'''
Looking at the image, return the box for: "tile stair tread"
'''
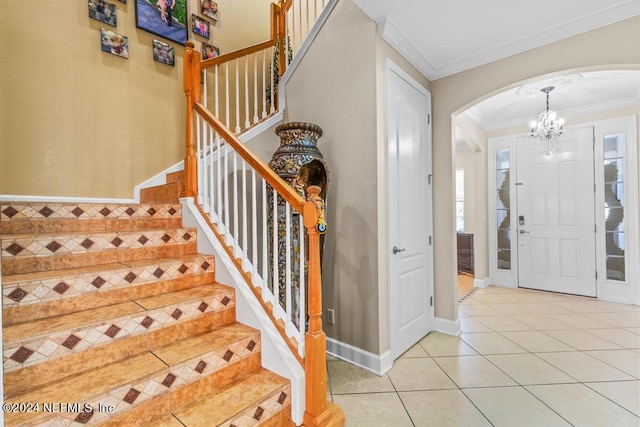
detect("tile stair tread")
[2,254,213,284]
[172,368,289,426]
[1,227,195,241]
[135,283,231,310]
[4,352,167,426]
[153,322,258,366]
[3,301,145,343]
[3,284,226,343]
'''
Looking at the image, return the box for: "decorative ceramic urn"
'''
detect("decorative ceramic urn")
[268,122,328,326]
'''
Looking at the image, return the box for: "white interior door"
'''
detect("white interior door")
[387,62,433,359]
[516,127,596,296]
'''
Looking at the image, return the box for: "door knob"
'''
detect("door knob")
[519,229,530,234]
[393,246,406,254]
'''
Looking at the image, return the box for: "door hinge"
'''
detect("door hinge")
[595,271,598,280]
[428,235,432,245]
[428,174,432,185]
[594,224,597,233]
[594,183,596,192]
[430,296,433,306]
[427,114,431,125]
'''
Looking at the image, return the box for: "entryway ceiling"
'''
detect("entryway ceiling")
[353,0,640,80]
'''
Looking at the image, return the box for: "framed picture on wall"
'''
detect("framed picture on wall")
[101,28,129,58]
[200,0,218,21]
[202,42,219,59]
[191,14,210,39]
[89,0,117,27]
[153,39,176,66]
[135,0,188,45]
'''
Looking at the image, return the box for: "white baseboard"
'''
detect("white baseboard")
[434,317,462,336]
[326,338,393,376]
[474,277,490,288]
[238,113,283,143]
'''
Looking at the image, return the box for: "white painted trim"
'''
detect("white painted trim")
[181,198,305,425]
[372,3,640,80]
[434,317,462,337]
[473,277,490,288]
[133,161,185,201]
[326,338,393,376]
[238,112,284,143]
[0,194,136,204]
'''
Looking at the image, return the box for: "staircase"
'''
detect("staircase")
[0,200,293,426]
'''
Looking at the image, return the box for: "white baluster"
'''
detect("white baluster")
[242,158,248,270]
[203,70,208,109]
[244,57,250,129]
[208,126,215,220]
[262,49,268,118]
[270,47,275,113]
[214,65,220,119]
[201,118,208,208]
[262,180,269,298]
[233,151,239,255]
[285,203,292,322]
[253,52,259,124]
[299,212,306,337]
[223,137,230,243]
[225,62,230,130]
[235,59,241,134]
[196,115,203,205]
[216,130,222,227]
[252,169,258,283]
[272,187,279,306]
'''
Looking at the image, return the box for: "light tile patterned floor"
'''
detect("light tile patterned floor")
[327,286,640,426]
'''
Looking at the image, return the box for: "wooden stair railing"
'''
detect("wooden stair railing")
[184,39,344,426]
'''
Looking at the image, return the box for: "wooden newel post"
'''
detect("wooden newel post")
[303,186,345,427]
[182,41,200,198]
[277,0,286,78]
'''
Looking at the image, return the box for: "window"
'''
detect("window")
[455,169,464,232]
[496,150,511,270]
[603,134,625,281]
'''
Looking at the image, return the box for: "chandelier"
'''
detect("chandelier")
[529,86,564,154]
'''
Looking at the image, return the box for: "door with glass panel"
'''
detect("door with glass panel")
[515,127,596,296]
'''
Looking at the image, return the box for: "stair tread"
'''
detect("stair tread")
[149,415,186,427]
[5,352,166,425]
[135,283,230,310]
[173,368,289,426]
[2,227,195,240]
[4,301,144,343]
[153,322,258,366]
[3,254,212,284]
[4,284,226,343]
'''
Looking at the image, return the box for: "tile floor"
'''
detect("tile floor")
[326,286,640,426]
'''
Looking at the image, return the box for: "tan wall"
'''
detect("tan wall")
[283,0,380,353]
[431,15,640,322]
[0,0,272,198]
[454,113,489,280]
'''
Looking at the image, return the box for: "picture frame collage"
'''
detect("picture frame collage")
[195,1,220,60]
[88,0,220,65]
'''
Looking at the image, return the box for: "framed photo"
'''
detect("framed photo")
[101,28,129,58]
[153,39,176,66]
[89,0,117,27]
[200,0,218,21]
[202,42,219,59]
[135,0,188,45]
[191,14,210,39]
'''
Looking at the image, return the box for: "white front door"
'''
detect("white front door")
[516,127,596,296]
[387,61,433,359]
